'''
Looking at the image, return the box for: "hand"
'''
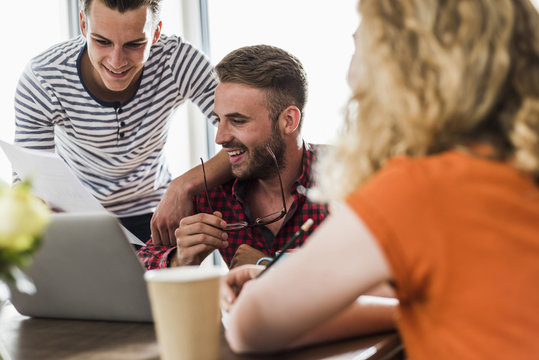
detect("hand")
[229,244,267,269]
[151,150,233,247]
[151,176,194,246]
[220,264,264,312]
[172,211,229,266]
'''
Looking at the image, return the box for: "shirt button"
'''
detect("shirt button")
[120,121,126,127]
[120,132,125,138]
[118,108,123,114]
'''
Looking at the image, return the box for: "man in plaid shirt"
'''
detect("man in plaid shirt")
[137,45,329,269]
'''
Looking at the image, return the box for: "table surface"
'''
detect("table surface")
[0,302,403,360]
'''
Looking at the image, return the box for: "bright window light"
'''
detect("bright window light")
[207,0,358,147]
[0,1,68,184]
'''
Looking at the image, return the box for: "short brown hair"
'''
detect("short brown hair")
[215,45,308,130]
[80,0,161,22]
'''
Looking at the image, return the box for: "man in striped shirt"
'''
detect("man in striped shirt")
[14,0,232,244]
[137,45,329,269]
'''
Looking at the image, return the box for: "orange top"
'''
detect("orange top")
[347,151,539,359]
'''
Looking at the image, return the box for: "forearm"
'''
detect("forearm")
[225,209,393,354]
[202,149,233,189]
[168,248,204,267]
[290,296,398,349]
[227,293,397,354]
[364,281,396,298]
[171,149,231,196]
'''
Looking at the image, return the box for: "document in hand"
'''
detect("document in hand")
[0,140,145,246]
[0,140,103,212]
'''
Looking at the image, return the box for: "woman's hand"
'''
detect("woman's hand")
[220,264,264,312]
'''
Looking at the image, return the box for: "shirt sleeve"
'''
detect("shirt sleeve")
[136,239,176,270]
[14,62,56,151]
[169,39,217,124]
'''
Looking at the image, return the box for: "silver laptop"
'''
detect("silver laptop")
[8,212,152,322]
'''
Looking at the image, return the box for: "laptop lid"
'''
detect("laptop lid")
[8,212,152,322]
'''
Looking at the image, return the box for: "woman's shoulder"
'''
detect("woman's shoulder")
[381,150,514,182]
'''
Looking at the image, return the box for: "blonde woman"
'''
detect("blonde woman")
[221,0,539,358]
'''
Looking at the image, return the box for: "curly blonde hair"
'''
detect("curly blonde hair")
[316,0,539,202]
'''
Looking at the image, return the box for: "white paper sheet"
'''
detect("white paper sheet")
[0,140,145,246]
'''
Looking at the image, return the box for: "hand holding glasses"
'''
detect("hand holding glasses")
[200,144,287,232]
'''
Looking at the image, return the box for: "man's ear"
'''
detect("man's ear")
[152,21,162,44]
[80,11,87,37]
[280,105,301,135]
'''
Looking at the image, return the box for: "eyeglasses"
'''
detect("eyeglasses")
[200,144,287,231]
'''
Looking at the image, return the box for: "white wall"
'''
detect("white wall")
[0,1,69,184]
[206,0,357,146]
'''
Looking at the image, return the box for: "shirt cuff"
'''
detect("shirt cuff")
[161,247,177,268]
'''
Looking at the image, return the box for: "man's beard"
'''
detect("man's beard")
[231,129,286,181]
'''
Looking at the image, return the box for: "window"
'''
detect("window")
[0,0,206,182]
[206,0,358,147]
[0,1,69,183]
[3,0,538,184]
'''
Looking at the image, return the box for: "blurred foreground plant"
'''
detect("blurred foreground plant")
[0,180,50,294]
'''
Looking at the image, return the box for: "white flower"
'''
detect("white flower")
[0,182,50,252]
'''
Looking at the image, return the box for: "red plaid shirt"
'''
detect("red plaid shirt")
[137,143,329,269]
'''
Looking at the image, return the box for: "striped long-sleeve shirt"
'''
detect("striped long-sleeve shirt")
[14,34,217,217]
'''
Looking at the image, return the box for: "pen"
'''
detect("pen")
[256,218,314,278]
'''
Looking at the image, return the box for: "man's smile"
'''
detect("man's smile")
[103,64,131,78]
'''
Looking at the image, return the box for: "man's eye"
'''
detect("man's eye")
[126,43,146,49]
[231,119,246,125]
[94,39,110,45]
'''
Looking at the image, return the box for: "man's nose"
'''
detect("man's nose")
[108,46,128,69]
[215,121,233,146]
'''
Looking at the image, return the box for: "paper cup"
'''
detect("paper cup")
[144,266,226,360]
